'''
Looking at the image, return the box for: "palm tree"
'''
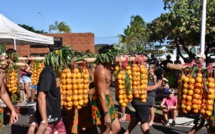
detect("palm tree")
[49,21,71,33]
[118,15,148,54]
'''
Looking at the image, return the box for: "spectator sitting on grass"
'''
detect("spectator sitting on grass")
[160,89,178,127]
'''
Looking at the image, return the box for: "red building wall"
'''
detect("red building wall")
[5,33,95,56]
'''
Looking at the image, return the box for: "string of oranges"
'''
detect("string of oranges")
[178,67,215,118]
[6,67,18,94]
[30,61,44,85]
[60,66,90,110]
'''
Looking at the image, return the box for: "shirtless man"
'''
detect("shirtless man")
[92,45,121,134]
[0,52,18,125]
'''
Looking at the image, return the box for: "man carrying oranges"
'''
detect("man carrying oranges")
[124,55,162,134]
[28,45,66,134]
[0,49,18,126]
[92,45,121,134]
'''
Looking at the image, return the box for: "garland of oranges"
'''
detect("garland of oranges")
[200,67,215,117]
[131,56,148,103]
[178,66,215,116]
[6,66,19,103]
[115,55,132,107]
[114,55,148,107]
[60,63,90,110]
[30,61,44,85]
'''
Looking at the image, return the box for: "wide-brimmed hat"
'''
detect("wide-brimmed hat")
[196,53,206,59]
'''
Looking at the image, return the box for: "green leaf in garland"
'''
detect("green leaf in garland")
[124,70,131,94]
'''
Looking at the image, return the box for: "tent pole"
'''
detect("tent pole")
[13,38,16,50]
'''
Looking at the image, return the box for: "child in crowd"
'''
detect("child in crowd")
[160,89,178,127]
[163,78,169,94]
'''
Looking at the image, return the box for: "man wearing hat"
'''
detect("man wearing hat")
[196,53,206,68]
[160,89,178,127]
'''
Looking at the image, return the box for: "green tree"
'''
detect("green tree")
[148,0,215,60]
[18,24,44,33]
[119,15,148,54]
[49,21,71,33]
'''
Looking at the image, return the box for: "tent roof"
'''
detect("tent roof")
[0,14,53,45]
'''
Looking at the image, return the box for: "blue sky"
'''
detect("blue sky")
[0,0,166,45]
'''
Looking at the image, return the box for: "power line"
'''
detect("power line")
[95,36,119,38]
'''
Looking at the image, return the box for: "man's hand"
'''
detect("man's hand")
[36,121,48,134]
[155,80,162,88]
[104,113,111,126]
[9,110,18,125]
[104,114,111,134]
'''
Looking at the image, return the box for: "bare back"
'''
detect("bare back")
[94,64,112,95]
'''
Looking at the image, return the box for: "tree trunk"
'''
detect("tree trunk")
[175,38,185,60]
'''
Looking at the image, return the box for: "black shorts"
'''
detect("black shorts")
[132,103,150,123]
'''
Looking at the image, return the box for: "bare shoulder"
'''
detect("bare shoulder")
[95,64,105,74]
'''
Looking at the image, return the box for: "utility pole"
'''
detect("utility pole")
[200,0,207,53]
[38,12,44,32]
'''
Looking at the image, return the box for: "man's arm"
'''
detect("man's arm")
[145,80,162,91]
[37,72,52,126]
[37,92,48,125]
[95,69,108,112]
[0,81,16,112]
[0,78,18,124]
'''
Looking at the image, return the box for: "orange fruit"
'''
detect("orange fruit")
[200,109,205,114]
[83,94,88,99]
[208,77,215,83]
[73,89,78,95]
[66,84,72,91]
[121,103,127,107]
[78,95,83,100]
[186,95,192,101]
[207,94,214,100]
[79,100,84,106]
[184,77,189,83]
[193,109,199,114]
[208,82,215,88]
[206,105,213,111]
[208,88,215,94]
[183,83,189,89]
[196,77,202,83]
[189,78,195,84]
[207,100,213,105]
[206,111,212,116]
[187,90,194,96]
[186,106,191,111]
[119,99,124,104]
[73,101,79,107]
[83,89,88,94]
[73,95,78,101]
[78,89,83,94]
[83,99,88,104]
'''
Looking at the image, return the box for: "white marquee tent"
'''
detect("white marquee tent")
[0,14,54,50]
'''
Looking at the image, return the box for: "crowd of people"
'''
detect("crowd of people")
[0,45,214,134]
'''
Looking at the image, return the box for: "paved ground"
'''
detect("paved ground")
[0,86,208,134]
[1,116,207,134]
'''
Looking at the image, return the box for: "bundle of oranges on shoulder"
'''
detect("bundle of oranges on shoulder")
[114,55,148,107]
[178,66,215,118]
[60,65,90,110]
